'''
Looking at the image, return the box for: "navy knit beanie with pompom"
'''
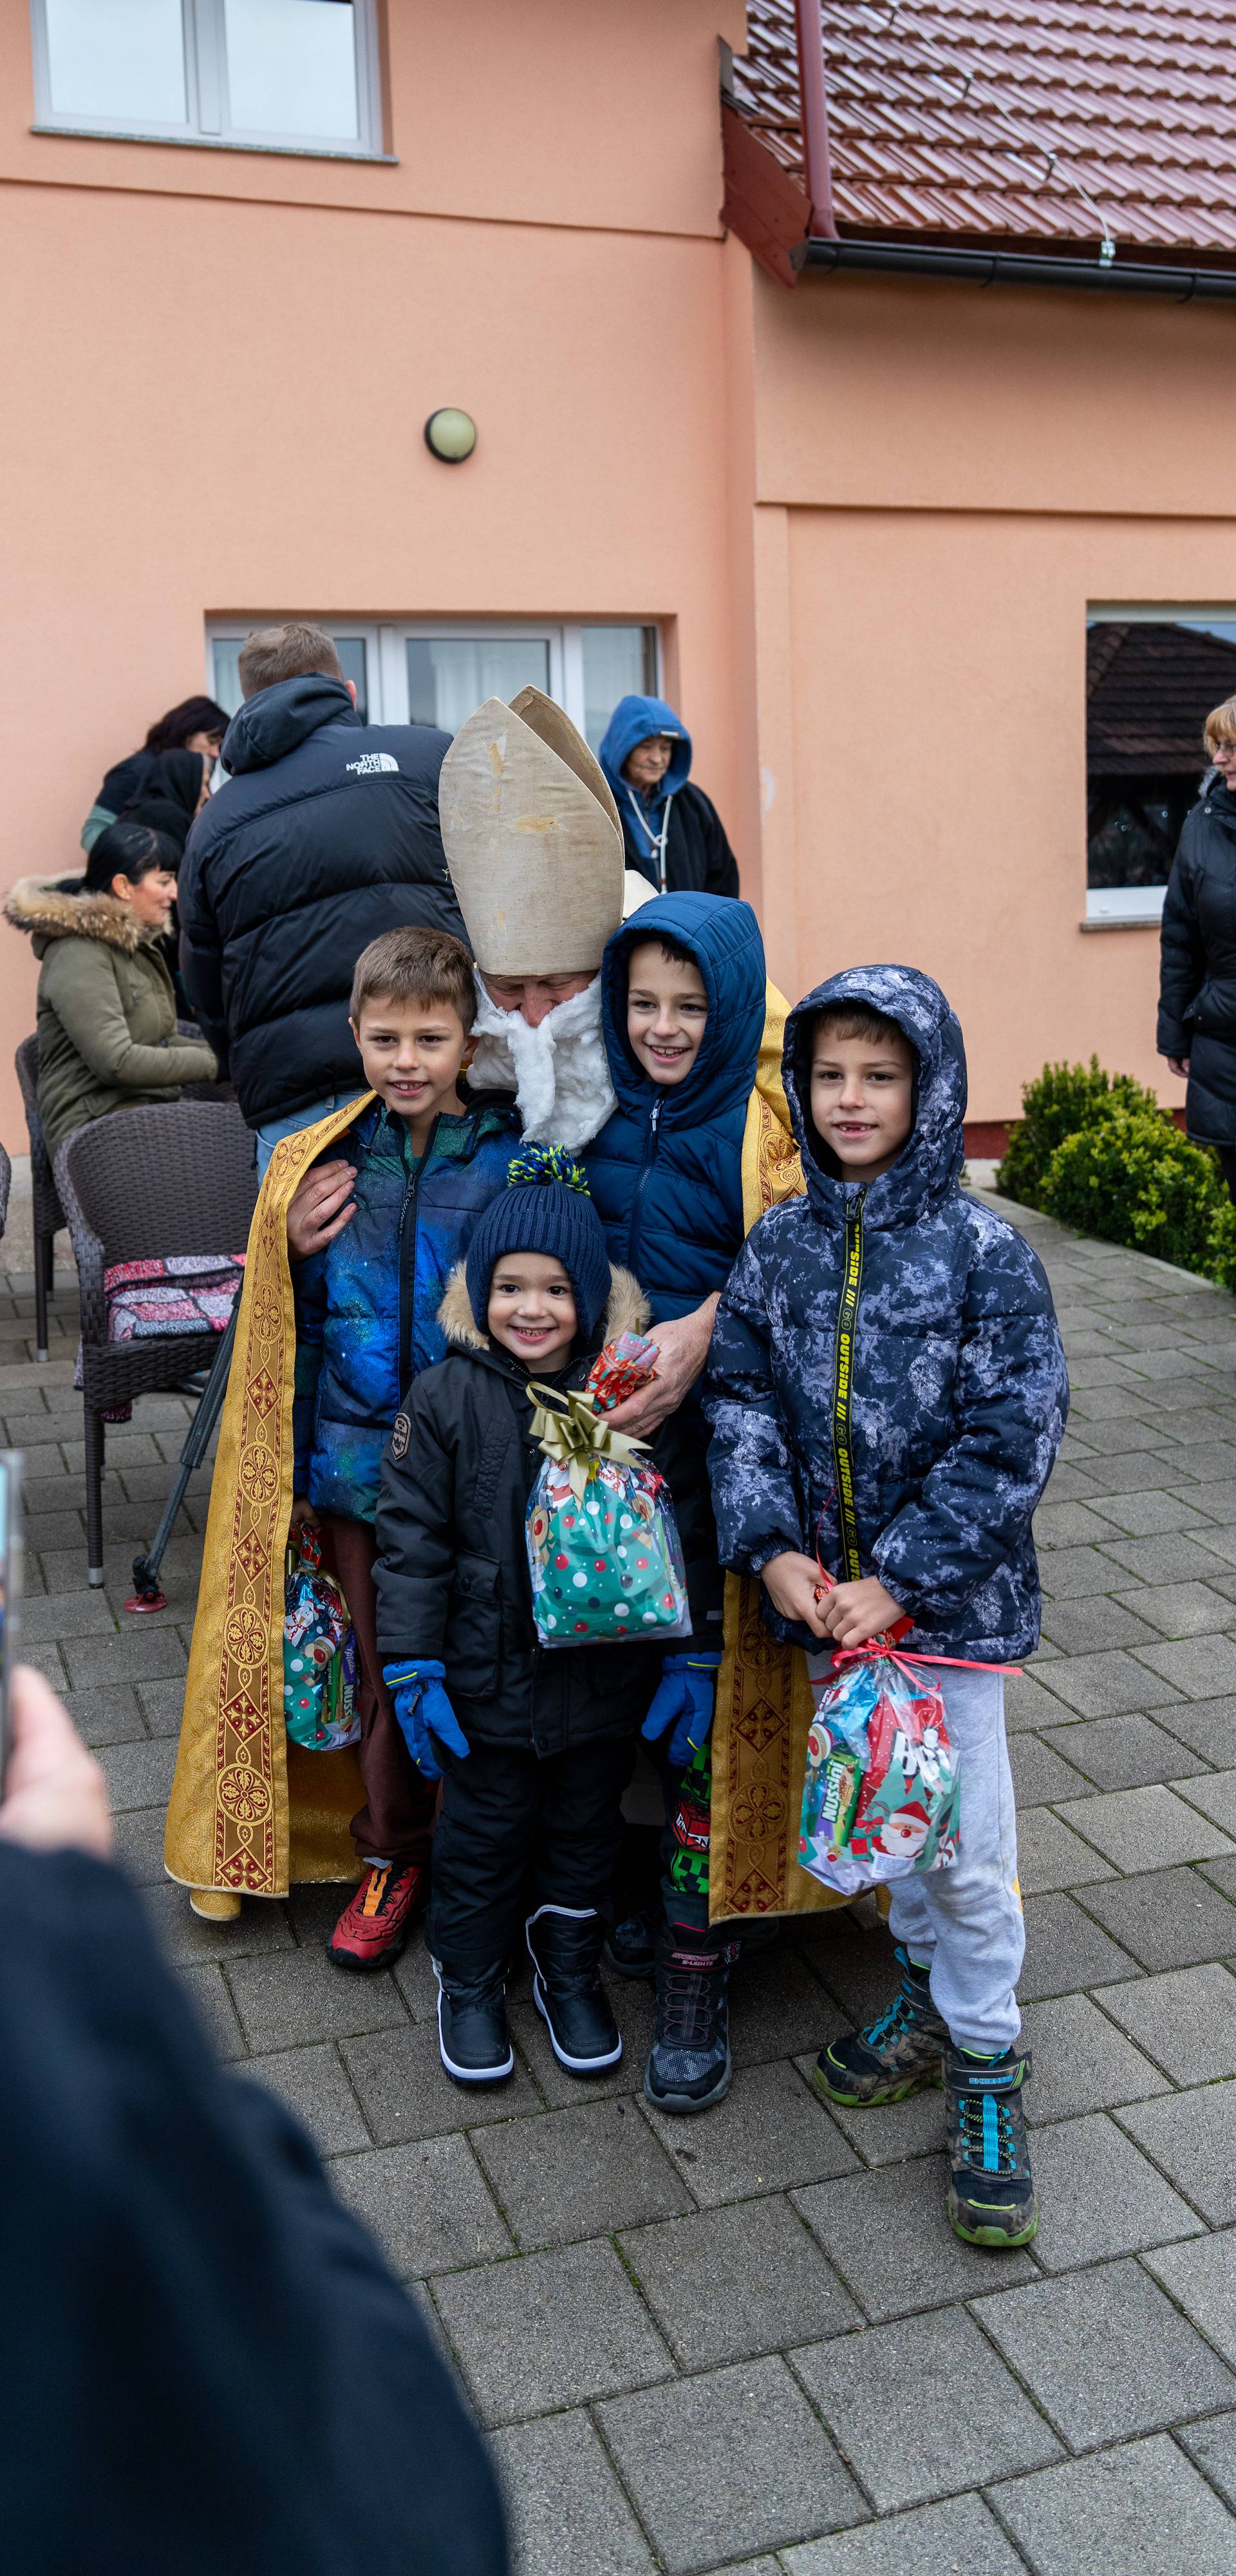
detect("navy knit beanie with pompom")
[465,1144,612,1342]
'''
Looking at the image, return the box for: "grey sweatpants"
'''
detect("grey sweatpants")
[809,1656,1024,2054]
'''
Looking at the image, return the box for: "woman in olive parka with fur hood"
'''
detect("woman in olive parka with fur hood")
[6,824,218,1166]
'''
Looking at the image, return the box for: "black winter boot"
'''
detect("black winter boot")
[526,1905,623,2074]
[644,1927,738,2114]
[604,1907,659,1979]
[813,1946,950,2107]
[944,2044,1038,2247]
[433,1961,514,2086]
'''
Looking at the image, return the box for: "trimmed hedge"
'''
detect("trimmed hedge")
[997,1058,1236,1289]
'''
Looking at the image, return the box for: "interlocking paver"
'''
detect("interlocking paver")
[782,2494,1025,2574]
[619,2193,861,2367]
[331,2135,512,2278]
[1018,1891,1142,1996]
[342,2020,544,2141]
[792,2307,1062,2512]
[472,2098,693,2249]
[249,2043,372,2154]
[1177,2415,1236,2517]
[1038,1595,1160,1654]
[1016,1805,1116,1893]
[489,2412,657,2575]
[1118,2082,1236,2227]
[1098,1965,1236,2084]
[434,2238,673,2424]
[1008,1732,1092,1804]
[973,2257,1236,2448]
[1076,1864,1236,1970]
[1058,1783,1236,1872]
[793,2157,1036,2316]
[1019,1991,1169,2121]
[1023,1649,1179,1718]
[641,2060,859,2206]
[1040,1709,1208,1788]
[1159,1694,1236,1764]
[991,2436,1236,2576]
[95,1737,179,1813]
[1136,1634,1236,1697]
[598,2356,866,2574]
[225,1948,409,2052]
[1026,2112,1203,2270]
[1144,2231,1236,2367]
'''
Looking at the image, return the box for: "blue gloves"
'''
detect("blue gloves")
[382,1660,470,1781]
[642,1653,722,1771]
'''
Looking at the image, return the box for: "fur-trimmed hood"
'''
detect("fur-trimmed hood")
[5,873,148,955]
[438,1258,649,1354]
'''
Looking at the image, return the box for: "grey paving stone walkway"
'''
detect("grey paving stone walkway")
[6,1189,1236,2575]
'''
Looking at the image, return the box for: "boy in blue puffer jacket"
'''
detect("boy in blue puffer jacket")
[584,891,767,2111]
[290,925,520,1971]
[705,965,1068,2246]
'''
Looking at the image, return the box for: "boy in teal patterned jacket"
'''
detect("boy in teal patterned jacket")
[288,925,520,1969]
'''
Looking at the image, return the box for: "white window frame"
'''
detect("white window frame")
[30,0,386,161]
[207,618,662,739]
[1083,602,1235,927]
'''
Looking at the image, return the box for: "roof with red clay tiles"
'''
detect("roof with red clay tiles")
[731,2,1236,259]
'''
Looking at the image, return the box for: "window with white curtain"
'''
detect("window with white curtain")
[30,0,382,157]
[209,621,662,753]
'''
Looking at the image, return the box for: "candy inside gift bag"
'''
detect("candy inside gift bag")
[798,1648,960,1896]
[525,1370,689,1649]
[283,1522,362,1751]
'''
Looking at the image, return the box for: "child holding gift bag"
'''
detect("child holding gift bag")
[704,965,1067,2247]
[374,1150,711,2087]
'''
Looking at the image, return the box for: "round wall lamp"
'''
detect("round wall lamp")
[424,407,478,464]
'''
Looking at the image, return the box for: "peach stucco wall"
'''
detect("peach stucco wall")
[745,264,1236,1122]
[0,0,747,1142]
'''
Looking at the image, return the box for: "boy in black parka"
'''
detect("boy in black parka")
[374,1152,707,2086]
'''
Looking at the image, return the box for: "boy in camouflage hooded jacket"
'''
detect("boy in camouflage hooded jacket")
[704,964,1067,2249]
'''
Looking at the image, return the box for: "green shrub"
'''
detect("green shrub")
[1040,1109,1229,1279]
[997,1057,1159,1209]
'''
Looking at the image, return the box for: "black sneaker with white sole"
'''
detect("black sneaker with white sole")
[526,1904,623,2074]
[644,1928,738,2114]
[433,1962,514,2086]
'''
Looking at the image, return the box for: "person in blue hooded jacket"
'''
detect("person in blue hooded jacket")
[705,964,1068,2248]
[583,890,767,2112]
[598,696,740,899]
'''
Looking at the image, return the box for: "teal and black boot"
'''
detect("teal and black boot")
[944,2045,1038,2248]
[812,1946,949,2107]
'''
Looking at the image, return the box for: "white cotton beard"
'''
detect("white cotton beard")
[467,971,616,1151]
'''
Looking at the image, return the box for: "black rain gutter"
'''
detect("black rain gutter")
[792,237,1236,303]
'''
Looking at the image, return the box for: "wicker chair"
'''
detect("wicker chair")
[15,1034,64,1361]
[55,1101,258,1586]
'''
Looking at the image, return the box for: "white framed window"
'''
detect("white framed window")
[1085,603,1236,925]
[208,620,662,755]
[30,0,384,160]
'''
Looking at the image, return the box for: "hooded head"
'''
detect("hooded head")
[783,964,968,1226]
[601,891,767,1132]
[464,1144,613,1343]
[440,687,624,978]
[599,696,692,825]
[220,673,359,775]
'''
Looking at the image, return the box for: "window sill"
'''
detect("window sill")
[30,123,397,166]
[1080,914,1164,932]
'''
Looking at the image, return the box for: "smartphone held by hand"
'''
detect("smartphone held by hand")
[0,1452,24,1792]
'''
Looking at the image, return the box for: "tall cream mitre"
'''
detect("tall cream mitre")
[439,685,625,975]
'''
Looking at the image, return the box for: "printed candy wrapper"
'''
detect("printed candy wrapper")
[527,1452,691,1647]
[798,1651,960,1895]
[586,1329,660,1414]
[283,1523,362,1751]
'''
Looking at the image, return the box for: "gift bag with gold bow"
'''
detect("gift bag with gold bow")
[525,1379,691,1648]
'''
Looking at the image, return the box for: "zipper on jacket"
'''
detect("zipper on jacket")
[830,1188,867,1582]
[626,1094,663,1278]
[396,1113,442,1396]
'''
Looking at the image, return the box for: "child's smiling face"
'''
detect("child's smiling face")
[487,1253,578,1368]
[626,940,708,1086]
[810,1025,915,1179]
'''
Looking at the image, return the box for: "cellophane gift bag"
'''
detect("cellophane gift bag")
[283,1522,361,1750]
[525,1359,690,1648]
[798,1650,960,1896]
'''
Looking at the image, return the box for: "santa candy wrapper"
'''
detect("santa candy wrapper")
[585,1329,660,1414]
[525,1379,690,1647]
[283,1522,362,1751]
[798,1650,960,1895]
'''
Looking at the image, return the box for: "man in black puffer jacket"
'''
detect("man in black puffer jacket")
[1158,707,1236,1194]
[178,623,465,1167]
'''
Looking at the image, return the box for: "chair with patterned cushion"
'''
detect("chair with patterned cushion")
[56,1100,258,1586]
[15,1034,64,1361]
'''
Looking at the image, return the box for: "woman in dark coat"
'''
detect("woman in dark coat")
[122,748,211,855]
[1157,695,1236,1197]
[80,694,227,852]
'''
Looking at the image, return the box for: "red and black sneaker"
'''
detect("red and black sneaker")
[328,1861,424,1971]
